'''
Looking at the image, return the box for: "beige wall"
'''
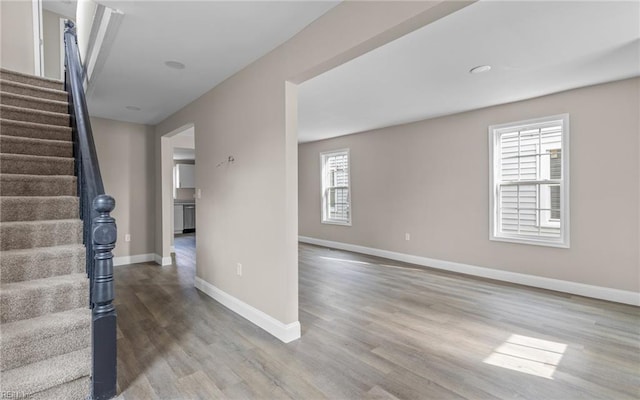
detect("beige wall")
[42,9,64,80]
[299,78,640,293]
[155,1,473,325]
[1,0,35,74]
[92,117,156,258]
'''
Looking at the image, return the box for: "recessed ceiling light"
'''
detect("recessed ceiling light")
[164,61,186,70]
[469,65,492,74]
[125,106,141,111]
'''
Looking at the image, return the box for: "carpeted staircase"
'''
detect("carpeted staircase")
[0,68,91,399]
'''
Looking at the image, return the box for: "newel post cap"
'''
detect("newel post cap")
[93,194,115,213]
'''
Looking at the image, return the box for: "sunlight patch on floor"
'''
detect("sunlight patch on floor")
[483,334,567,380]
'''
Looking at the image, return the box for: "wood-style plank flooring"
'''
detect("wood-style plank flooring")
[114,235,640,399]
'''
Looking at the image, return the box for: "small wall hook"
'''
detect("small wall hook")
[216,156,236,168]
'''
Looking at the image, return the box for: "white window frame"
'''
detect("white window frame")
[320,149,352,226]
[489,114,570,248]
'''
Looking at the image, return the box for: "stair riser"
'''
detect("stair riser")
[0,136,73,158]
[0,120,72,141]
[1,106,69,127]
[0,220,83,251]
[0,176,77,196]
[0,247,85,283]
[0,81,67,102]
[1,320,90,371]
[0,278,88,323]
[0,156,74,175]
[1,94,68,114]
[0,70,63,91]
[0,197,79,222]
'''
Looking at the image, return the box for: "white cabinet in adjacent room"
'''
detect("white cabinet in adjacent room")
[176,164,195,188]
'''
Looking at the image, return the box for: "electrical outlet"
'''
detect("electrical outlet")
[405,233,410,241]
[236,263,242,276]
[196,188,202,199]
[125,234,131,242]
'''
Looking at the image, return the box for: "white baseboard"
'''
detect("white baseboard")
[299,236,640,306]
[154,254,173,266]
[195,277,301,343]
[113,253,155,266]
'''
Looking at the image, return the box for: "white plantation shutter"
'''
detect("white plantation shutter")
[321,149,351,224]
[490,115,569,247]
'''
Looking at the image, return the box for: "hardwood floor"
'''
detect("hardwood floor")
[114,236,639,399]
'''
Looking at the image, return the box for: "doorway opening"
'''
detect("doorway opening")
[159,124,196,266]
[172,146,196,259]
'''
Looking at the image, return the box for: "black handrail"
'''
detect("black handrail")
[63,20,117,400]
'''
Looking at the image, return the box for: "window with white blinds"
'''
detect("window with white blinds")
[489,115,570,248]
[321,149,351,225]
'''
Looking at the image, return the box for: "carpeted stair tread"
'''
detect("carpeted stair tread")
[0,118,72,141]
[0,69,90,400]
[0,219,83,250]
[0,153,74,175]
[1,308,90,371]
[0,196,79,222]
[0,135,72,157]
[0,91,68,114]
[30,376,90,400]
[1,68,64,91]
[0,174,77,196]
[0,273,89,323]
[0,79,67,102]
[0,104,69,126]
[0,347,90,398]
[0,244,85,283]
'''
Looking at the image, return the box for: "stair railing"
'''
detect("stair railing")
[63,20,117,400]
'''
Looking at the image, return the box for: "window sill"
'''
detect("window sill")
[490,235,569,249]
[322,220,352,227]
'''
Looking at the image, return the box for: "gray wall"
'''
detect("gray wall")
[1,1,35,74]
[154,1,470,326]
[299,78,640,293]
[43,9,65,80]
[92,117,156,258]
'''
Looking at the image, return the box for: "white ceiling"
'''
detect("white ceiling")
[298,0,640,143]
[42,0,77,19]
[86,1,339,125]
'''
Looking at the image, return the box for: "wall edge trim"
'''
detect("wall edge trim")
[153,254,173,266]
[195,277,301,343]
[298,236,640,306]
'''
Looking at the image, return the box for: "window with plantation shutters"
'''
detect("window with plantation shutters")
[489,115,570,248]
[321,149,351,225]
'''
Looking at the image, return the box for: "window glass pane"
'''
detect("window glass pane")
[498,184,561,239]
[499,124,563,183]
[322,150,350,224]
[327,187,349,221]
[549,149,562,180]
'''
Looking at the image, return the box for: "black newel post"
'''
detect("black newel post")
[91,195,117,400]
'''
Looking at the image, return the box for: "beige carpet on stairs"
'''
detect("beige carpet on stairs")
[0,68,91,399]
